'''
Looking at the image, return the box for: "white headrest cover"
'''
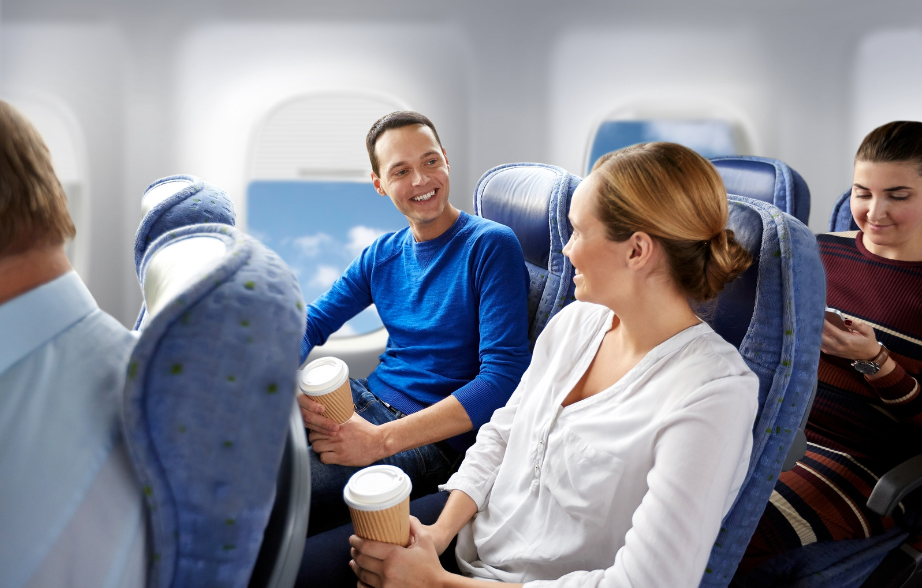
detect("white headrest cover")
[140,179,194,217]
[144,236,227,319]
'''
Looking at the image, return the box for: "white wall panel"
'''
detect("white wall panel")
[852,29,922,152]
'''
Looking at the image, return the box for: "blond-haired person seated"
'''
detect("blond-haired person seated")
[347,142,759,588]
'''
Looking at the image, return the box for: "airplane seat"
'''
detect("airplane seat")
[474,162,827,587]
[132,175,237,329]
[829,187,860,231]
[125,223,308,588]
[710,156,811,225]
[473,163,581,346]
[699,195,826,587]
[585,119,739,176]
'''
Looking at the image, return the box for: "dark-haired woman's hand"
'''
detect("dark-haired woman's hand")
[349,517,448,588]
[820,317,881,361]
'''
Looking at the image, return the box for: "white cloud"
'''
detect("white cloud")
[309,265,342,289]
[346,226,388,258]
[293,232,333,257]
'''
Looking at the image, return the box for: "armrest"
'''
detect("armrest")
[867,453,922,518]
[782,381,817,472]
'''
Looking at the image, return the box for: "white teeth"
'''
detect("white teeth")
[412,190,435,202]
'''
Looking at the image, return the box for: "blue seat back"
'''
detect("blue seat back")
[700,196,825,586]
[829,188,859,232]
[124,224,306,588]
[473,163,581,346]
[711,156,811,225]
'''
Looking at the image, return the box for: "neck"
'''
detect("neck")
[606,278,700,356]
[0,244,73,305]
[410,206,461,242]
[862,233,922,262]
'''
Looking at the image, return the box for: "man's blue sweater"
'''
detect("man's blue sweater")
[299,212,531,447]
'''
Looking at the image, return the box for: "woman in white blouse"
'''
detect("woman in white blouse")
[349,142,760,588]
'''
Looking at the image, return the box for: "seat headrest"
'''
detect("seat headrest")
[134,175,236,276]
[473,163,580,269]
[586,120,738,174]
[829,188,858,232]
[710,156,811,225]
[126,223,305,588]
[711,199,764,349]
[142,236,228,321]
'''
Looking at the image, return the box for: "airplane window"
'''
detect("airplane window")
[246,92,408,337]
[586,119,739,175]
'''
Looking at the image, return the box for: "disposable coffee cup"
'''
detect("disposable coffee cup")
[298,357,354,424]
[344,465,412,546]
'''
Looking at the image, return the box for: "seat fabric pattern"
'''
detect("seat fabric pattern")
[133,175,237,329]
[474,163,581,345]
[700,197,825,587]
[828,188,859,232]
[711,157,811,225]
[123,224,305,588]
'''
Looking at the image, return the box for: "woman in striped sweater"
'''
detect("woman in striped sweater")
[740,120,922,576]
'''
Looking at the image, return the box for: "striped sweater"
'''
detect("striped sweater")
[743,231,922,569]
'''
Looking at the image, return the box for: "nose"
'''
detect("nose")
[411,168,428,186]
[867,195,887,223]
[562,235,573,257]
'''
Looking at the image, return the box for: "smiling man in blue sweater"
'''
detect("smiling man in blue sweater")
[298,111,531,535]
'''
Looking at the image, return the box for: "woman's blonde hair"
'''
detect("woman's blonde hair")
[590,142,751,303]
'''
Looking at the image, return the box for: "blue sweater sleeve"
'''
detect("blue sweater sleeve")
[450,228,531,428]
[298,251,374,363]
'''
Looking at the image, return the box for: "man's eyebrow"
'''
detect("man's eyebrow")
[853,183,914,191]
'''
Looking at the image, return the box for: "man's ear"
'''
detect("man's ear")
[371,172,387,197]
[443,148,450,172]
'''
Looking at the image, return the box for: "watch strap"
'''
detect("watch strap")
[867,342,889,365]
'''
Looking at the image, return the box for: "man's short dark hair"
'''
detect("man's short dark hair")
[366,111,443,177]
[0,100,74,256]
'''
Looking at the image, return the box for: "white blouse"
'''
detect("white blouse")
[441,301,759,587]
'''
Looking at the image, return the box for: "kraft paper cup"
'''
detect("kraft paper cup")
[298,357,354,424]
[344,465,412,546]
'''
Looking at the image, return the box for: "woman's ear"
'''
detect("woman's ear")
[627,232,656,267]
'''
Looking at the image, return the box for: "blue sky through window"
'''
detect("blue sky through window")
[247,180,408,336]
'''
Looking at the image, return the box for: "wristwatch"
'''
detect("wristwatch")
[851,342,889,375]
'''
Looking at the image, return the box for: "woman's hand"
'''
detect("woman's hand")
[821,316,881,361]
[350,517,449,588]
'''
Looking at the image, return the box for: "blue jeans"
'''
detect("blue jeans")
[306,378,462,536]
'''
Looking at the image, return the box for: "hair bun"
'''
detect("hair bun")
[701,228,752,301]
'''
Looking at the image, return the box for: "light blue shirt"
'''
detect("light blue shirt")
[0,271,147,588]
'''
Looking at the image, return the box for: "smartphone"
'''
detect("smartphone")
[824,307,850,331]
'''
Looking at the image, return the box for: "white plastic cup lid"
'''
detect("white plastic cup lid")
[343,465,412,511]
[299,357,349,395]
